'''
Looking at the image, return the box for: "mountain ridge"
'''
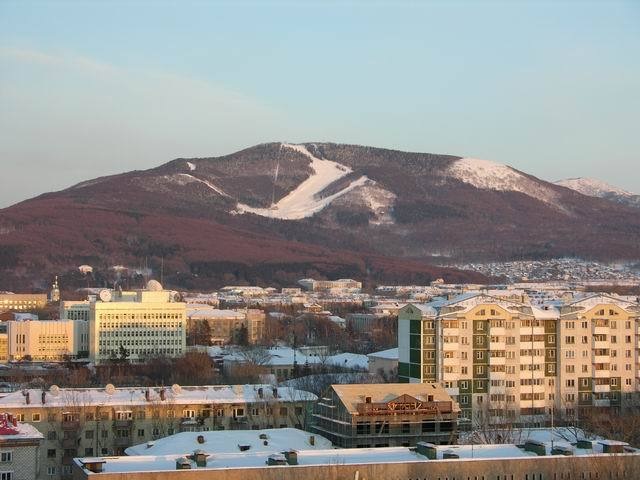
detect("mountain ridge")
[2,142,639,290]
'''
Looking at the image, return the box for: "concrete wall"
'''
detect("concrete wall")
[73,454,640,480]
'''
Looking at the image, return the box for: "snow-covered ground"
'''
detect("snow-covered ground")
[448,158,559,207]
[555,177,635,197]
[236,143,370,220]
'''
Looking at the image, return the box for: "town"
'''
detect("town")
[0,268,639,479]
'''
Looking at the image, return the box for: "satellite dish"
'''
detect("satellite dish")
[49,385,60,396]
[105,384,116,395]
[99,289,112,302]
[171,384,182,395]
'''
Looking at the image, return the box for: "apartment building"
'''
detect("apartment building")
[0,384,317,480]
[88,281,186,365]
[0,293,47,312]
[398,292,640,426]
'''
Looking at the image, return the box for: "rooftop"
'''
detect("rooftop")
[0,384,317,409]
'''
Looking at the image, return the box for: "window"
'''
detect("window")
[101,430,108,439]
[0,473,12,480]
[47,431,57,441]
[0,452,11,463]
[47,466,56,476]
[85,430,94,439]
[31,413,41,422]
[84,448,94,456]
[279,407,288,416]
[47,449,56,458]
[137,429,145,437]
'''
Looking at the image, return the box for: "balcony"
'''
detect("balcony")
[489,342,506,351]
[61,420,80,430]
[442,356,459,367]
[593,399,610,408]
[442,328,459,336]
[113,419,133,428]
[520,326,544,336]
[594,369,610,378]
[520,399,546,409]
[592,341,609,350]
[113,436,131,447]
[490,327,506,337]
[489,356,506,366]
[442,342,458,352]
[593,355,609,364]
[594,327,609,335]
[593,384,611,393]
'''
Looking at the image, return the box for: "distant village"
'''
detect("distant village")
[1,262,639,479]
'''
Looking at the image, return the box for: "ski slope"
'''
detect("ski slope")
[236,143,369,220]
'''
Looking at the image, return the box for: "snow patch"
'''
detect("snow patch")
[555,177,635,198]
[448,157,560,206]
[236,143,368,220]
[186,161,196,171]
[177,173,230,197]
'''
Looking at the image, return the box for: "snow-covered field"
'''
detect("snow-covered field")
[236,143,370,220]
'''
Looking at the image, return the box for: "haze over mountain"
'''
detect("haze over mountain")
[2,142,639,290]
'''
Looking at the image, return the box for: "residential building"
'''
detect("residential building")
[0,293,47,312]
[312,383,459,448]
[398,292,640,426]
[88,281,186,365]
[0,412,44,480]
[367,347,398,379]
[0,384,317,480]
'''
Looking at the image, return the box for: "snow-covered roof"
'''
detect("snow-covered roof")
[125,428,331,456]
[0,384,316,409]
[367,348,399,360]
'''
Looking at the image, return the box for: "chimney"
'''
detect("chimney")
[272,387,278,398]
[145,389,150,401]
[258,387,263,398]
[160,388,166,401]
[25,392,30,405]
[42,391,46,404]
[175,457,191,470]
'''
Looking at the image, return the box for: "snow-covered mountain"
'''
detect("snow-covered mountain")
[2,142,640,290]
[555,178,640,208]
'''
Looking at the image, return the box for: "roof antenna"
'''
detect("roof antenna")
[160,256,164,286]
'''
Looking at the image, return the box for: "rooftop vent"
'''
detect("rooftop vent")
[176,457,191,470]
[197,435,205,444]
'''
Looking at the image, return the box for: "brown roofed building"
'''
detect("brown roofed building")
[312,383,460,448]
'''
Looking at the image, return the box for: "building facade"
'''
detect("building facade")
[186,308,265,345]
[312,383,459,448]
[0,384,316,480]
[88,281,186,365]
[398,293,640,426]
[0,294,47,312]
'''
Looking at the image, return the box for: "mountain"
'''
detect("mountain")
[2,142,640,290]
[554,178,640,208]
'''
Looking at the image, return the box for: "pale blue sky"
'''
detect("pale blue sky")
[1,0,639,207]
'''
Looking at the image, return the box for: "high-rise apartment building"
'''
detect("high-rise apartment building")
[398,293,640,426]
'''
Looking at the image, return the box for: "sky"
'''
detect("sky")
[0,0,639,207]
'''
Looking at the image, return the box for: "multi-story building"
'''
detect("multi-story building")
[5,319,90,362]
[59,301,90,321]
[88,281,186,365]
[312,383,459,448]
[186,307,265,345]
[398,292,640,426]
[0,412,44,480]
[298,278,362,293]
[0,384,317,480]
[0,293,47,312]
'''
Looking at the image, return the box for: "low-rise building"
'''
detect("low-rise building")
[0,412,44,480]
[312,383,460,448]
[367,347,398,378]
[0,383,317,480]
[187,307,265,345]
